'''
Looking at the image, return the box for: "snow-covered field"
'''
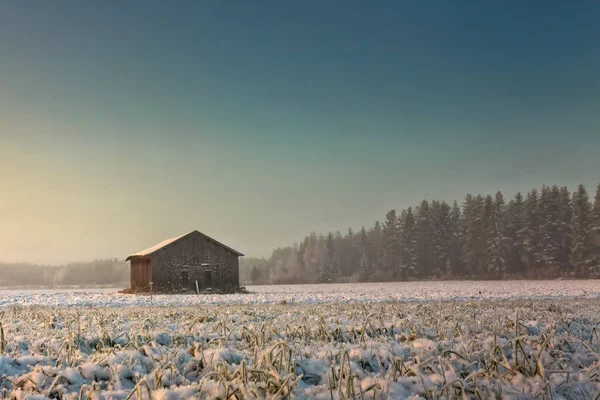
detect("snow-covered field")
[2,299,600,398]
[2,282,600,399]
[1,280,600,308]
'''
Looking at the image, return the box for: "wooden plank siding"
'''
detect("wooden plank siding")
[130,257,152,291]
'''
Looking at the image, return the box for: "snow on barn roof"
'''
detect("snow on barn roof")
[127,234,185,259]
[126,230,244,261]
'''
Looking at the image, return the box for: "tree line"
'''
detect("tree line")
[0,259,129,288]
[240,184,600,285]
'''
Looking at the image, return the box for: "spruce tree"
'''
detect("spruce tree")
[448,201,464,277]
[339,229,358,277]
[301,233,323,281]
[297,238,307,271]
[537,186,562,273]
[334,231,344,274]
[416,200,434,277]
[358,251,371,282]
[522,189,541,277]
[506,192,526,276]
[358,228,373,281]
[494,191,509,271]
[462,194,477,275]
[593,185,600,228]
[571,185,594,277]
[494,191,506,215]
[483,195,506,277]
[558,186,572,275]
[319,232,339,283]
[382,210,401,277]
[400,207,418,279]
[369,221,384,272]
[463,195,485,276]
[431,201,452,277]
[592,185,600,262]
[359,226,368,254]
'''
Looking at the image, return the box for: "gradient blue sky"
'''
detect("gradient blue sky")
[1,1,599,263]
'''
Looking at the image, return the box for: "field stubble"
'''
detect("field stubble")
[1,299,600,399]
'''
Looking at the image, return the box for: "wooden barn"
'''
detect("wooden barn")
[126,230,244,293]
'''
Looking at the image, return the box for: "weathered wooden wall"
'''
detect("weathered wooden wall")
[130,257,152,291]
[150,232,240,293]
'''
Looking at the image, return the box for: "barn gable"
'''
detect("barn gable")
[127,230,243,261]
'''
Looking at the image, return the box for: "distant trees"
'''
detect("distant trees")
[240,183,600,284]
[0,258,128,288]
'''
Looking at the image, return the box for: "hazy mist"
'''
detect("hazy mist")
[1,2,599,266]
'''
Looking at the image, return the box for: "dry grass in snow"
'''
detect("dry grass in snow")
[1,299,600,399]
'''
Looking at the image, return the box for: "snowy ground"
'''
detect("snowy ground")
[2,282,600,398]
[1,280,600,308]
[2,298,600,398]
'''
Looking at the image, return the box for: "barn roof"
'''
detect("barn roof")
[126,230,244,261]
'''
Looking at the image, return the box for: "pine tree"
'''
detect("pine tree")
[358,251,371,282]
[558,186,572,275]
[360,226,368,251]
[494,191,505,214]
[297,238,307,271]
[329,232,340,280]
[358,226,369,255]
[319,232,339,283]
[339,229,358,277]
[416,200,434,277]
[431,201,452,277]
[537,186,562,273]
[591,185,600,272]
[483,195,506,277]
[571,185,594,277]
[369,221,384,272]
[382,210,401,278]
[462,194,476,275]
[463,195,485,276]
[506,192,526,277]
[522,189,541,277]
[398,209,408,277]
[333,231,345,275]
[303,233,325,282]
[400,207,418,279]
[448,201,464,277]
[592,185,600,257]
[494,191,509,270]
[358,228,373,281]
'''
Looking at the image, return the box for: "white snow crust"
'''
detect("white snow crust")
[1,280,599,308]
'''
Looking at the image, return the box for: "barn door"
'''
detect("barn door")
[181,270,189,288]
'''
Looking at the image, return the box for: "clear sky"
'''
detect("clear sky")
[1,1,599,264]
